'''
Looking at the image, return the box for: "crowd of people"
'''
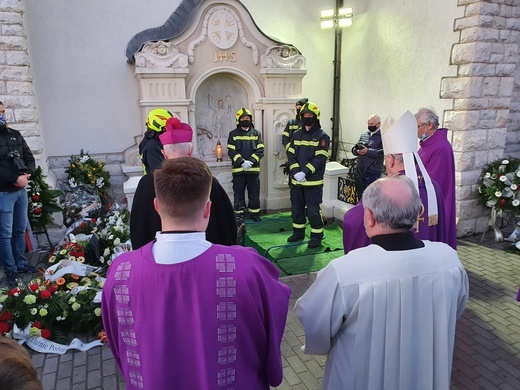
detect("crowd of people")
[0,98,467,389]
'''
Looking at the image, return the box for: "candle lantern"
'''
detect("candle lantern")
[216,140,223,162]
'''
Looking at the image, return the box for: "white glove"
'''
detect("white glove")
[241,160,253,170]
[294,172,306,182]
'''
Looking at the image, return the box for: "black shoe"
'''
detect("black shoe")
[18,264,39,274]
[5,272,20,287]
[308,240,322,249]
[287,234,304,243]
[251,215,261,222]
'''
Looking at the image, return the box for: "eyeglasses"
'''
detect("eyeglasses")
[418,123,428,128]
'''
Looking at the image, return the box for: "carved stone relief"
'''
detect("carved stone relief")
[260,45,306,69]
[273,111,293,187]
[188,6,259,65]
[195,75,248,161]
[135,41,188,69]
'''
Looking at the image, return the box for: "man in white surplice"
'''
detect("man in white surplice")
[295,176,469,390]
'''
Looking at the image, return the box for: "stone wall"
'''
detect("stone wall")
[0,0,44,168]
[440,0,520,236]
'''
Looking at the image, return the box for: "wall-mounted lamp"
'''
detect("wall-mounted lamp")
[320,7,353,29]
[216,140,223,162]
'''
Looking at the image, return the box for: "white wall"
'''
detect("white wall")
[22,0,463,160]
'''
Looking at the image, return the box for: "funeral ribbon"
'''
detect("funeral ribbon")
[12,324,103,354]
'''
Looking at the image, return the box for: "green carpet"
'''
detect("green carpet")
[244,212,344,276]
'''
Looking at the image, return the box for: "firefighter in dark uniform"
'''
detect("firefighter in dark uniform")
[138,108,173,174]
[227,108,264,222]
[286,102,330,248]
[282,98,308,150]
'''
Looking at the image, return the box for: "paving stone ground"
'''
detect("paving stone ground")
[2,230,520,389]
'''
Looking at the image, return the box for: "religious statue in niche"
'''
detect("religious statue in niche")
[135,40,188,68]
[208,94,234,139]
[273,115,291,187]
[196,127,216,158]
[260,45,306,69]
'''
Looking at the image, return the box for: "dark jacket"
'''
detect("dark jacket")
[227,126,264,175]
[282,116,302,152]
[0,125,35,191]
[352,130,383,176]
[139,130,164,174]
[287,123,330,187]
[130,174,237,249]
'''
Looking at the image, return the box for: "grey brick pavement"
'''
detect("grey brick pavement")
[2,232,520,389]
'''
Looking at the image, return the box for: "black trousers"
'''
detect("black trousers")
[290,185,324,237]
[232,174,260,215]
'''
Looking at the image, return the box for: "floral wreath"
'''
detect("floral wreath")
[64,149,110,197]
[477,157,520,215]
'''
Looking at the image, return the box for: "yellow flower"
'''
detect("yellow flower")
[23,295,37,305]
[49,256,56,263]
[29,327,41,337]
[68,297,76,304]
[71,163,76,168]
[72,302,81,311]
[0,295,8,303]
[77,256,85,263]
[68,256,76,261]
[94,308,102,316]
[59,250,67,255]
[39,308,48,316]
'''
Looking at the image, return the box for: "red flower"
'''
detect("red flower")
[31,194,40,201]
[9,288,21,296]
[41,329,51,339]
[0,322,10,334]
[500,199,507,206]
[29,283,39,292]
[0,311,12,322]
[47,285,58,294]
[32,321,42,329]
[40,290,51,299]
[34,208,42,214]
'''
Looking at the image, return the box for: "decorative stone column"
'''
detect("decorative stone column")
[440,0,520,236]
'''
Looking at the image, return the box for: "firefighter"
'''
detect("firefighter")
[139,108,173,174]
[286,102,330,248]
[227,108,264,222]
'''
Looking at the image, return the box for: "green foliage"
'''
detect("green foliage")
[64,149,111,197]
[27,166,64,230]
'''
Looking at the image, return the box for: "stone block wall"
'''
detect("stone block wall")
[0,0,44,168]
[440,0,520,236]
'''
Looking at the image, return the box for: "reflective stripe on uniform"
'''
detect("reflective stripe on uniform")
[306,163,316,174]
[290,179,324,186]
[292,223,306,229]
[293,140,319,147]
[233,135,259,141]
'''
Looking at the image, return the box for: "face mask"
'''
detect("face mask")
[0,114,6,126]
[420,133,429,141]
[302,117,315,127]
[240,120,250,128]
[368,125,377,132]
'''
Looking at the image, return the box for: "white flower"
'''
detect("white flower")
[502,159,509,165]
[511,184,518,191]
[80,155,90,163]
[96,177,104,188]
[517,171,520,178]
[30,308,37,315]
[68,178,77,188]
[113,237,121,246]
[485,172,491,178]
[500,176,507,182]
[513,200,520,207]
[495,191,502,197]
[103,248,111,257]
[94,308,102,317]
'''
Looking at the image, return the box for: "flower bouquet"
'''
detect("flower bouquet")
[64,150,110,198]
[27,166,64,230]
[477,158,520,244]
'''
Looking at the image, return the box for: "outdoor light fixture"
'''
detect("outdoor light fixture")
[320,3,353,161]
[320,7,353,29]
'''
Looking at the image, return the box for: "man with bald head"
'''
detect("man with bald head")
[297,176,468,389]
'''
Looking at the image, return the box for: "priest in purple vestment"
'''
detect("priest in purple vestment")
[416,108,457,249]
[343,111,448,253]
[102,157,291,390]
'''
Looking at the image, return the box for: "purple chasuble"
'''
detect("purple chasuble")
[343,172,449,254]
[102,243,291,389]
[418,128,457,249]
